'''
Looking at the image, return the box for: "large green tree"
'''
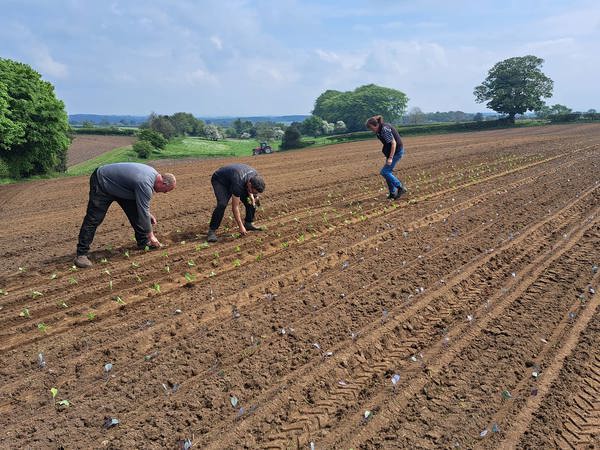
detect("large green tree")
[474,55,553,123]
[0,58,70,178]
[313,84,408,132]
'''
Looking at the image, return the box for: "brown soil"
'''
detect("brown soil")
[67,134,136,167]
[0,124,598,449]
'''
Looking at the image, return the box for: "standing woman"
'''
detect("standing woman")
[366,115,407,199]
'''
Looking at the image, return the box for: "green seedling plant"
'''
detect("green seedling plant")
[231,232,240,239]
[86,312,96,321]
[18,266,27,273]
[162,250,169,258]
[135,275,142,283]
[255,253,263,262]
[187,259,195,267]
[30,290,43,299]
[19,308,31,318]
[124,250,130,258]
[233,259,241,268]
[102,269,111,276]
[50,273,58,280]
[68,277,78,285]
[131,262,140,268]
[208,271,216,277]
[108,280,113,290]
[0,288,7,295]
[184,272,195,282]
[234,245,241,253]
[37,323,48,332]
[164,265,170,273]
[113,296,125,305]
[57,301,69,308]
[50,387,58,404]
[69,265,78,272]
[281,242,289,248]
[100,257,109,264]
[152,283,161,294]
[195,243,209,251]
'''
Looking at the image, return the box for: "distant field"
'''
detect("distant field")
[67,136,262,176]
[67,134,136,166]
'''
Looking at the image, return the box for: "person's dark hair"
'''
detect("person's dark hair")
[250,175,265,193]
[365,115,384,129]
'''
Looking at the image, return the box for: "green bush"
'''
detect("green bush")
[0,157,10,178]
[132,140,155,158]
[137,129,167,150]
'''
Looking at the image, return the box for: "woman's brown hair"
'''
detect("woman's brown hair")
[365,115,384,128]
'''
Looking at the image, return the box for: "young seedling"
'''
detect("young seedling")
[234,245,241,253]
[30,290,43,299]
[162,250,169,258]
[57,399,71,408]
[49,273,58,280]
[57,301,69,308]
[135,275,142,283]
[131,262,140,268]
[68,277,78,285]
[19,308,31,318]
[231,232,241,239]
[113,296,126,305]
[18,267,27,273]
[255,253,263,262]
[124,250,130,258]
[69,265,78,272]
[144,245,150,252]
[195,243,209,251]
[102,268,111,276]
[100,257,109,264]
[184,272,195,283]
[0,288,7,295]
[50,387,58,404]
[187,259,195,267]
[164,265,170,273]
[152,283,161,294]
[86,312,96,321]
[233,259,241,268]
[281,241,289,249]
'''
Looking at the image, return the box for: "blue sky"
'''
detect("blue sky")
[2,0,599,116]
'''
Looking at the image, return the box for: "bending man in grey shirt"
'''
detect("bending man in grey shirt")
[74,162,176,268]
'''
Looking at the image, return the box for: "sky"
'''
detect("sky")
[1,0,599,116]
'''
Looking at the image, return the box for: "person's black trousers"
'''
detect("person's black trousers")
[209,176,255,231]
[76,169,149,256]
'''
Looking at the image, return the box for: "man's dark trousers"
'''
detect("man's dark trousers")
[209,175,255,231]
[76,169,149,256]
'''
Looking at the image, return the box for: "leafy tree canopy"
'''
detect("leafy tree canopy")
[0,58,70,178]
[313,84,408,132]
[474,55,553,123]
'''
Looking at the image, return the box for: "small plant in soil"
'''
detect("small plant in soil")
[113,296,125,305]
[187,259,195,267]
[68,277,78,285]
[184,273,195,283]
[49,273,57,280]
[57,301,68,308]
[50,387,58,403]
[233,259,241,268]
[164,265,170,273]
[30,290,43,299]
[0,288,7,295]
[131,261,140,268]
[152,283,161,294]
[100,257,109,264]
[19,308,31,318]
[124,250,130,258]
[86,312,96,321]
[195,243,209,251]
[255,253,263,262]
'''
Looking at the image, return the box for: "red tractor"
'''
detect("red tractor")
[252,142,273,156]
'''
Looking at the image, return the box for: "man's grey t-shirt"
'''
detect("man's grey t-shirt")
[212,163,257,197]
[96,162,158,233]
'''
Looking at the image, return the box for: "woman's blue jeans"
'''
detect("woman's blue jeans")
[380,147,404,194]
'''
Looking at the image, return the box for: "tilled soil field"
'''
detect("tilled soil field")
[0,124,598,449]
[67,134,136,167]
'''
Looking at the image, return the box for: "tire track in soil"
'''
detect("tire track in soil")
[202,179,598,447]
[511,277,600,449]
[338,222,598,449]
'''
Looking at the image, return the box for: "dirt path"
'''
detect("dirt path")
[0,124,598,448]
[67,134,136,166]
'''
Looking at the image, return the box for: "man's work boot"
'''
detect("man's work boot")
[73,255,93,268]
[244,222,263,232]
[392,185,408,200]
[207,229,218,242]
